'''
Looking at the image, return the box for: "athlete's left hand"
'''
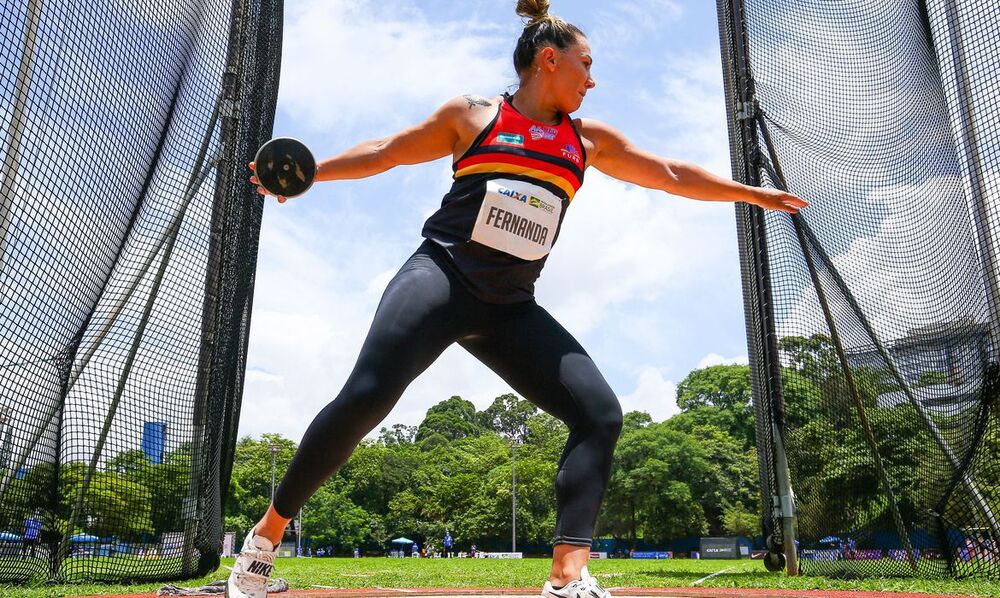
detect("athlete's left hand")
[751,187,809,214]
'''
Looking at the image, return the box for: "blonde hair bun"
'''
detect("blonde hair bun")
[516,0,551,24]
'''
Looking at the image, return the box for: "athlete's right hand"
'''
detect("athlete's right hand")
[248,162,288,204]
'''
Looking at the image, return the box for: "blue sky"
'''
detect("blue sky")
[238,0,751,441]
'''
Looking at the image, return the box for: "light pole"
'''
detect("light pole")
[295,507,302,557]
[268,444,280,502]
[511,441,516,553]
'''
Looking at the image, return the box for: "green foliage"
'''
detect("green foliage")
[677,365,753,413]
[415,396,485,443]
[303,484,371,551]
[377,424,417,446]
[722,501,759,537]
[778,334,840,383]
[108,449,189,535]
[59,463,155,539]
[622,411,653,431]
[480,393,536,442]
[918,370,949,387]
[225,434,298,533]
[0,462,53,533]
[675,365,756,448]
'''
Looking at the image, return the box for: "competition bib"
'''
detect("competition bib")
[470,179,563,261]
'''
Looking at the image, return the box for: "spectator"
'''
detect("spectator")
[444,531,454,558]
[21,511,42,558]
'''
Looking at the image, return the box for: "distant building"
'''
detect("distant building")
[846,317,989,414]
[142,422,168,464]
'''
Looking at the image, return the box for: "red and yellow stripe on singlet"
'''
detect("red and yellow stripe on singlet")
[453,98,586,201]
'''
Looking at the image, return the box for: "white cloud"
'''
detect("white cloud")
[779,176,988,347]
[279,0,511,131]
[696,353,749,369]
[619,366,679,422]
[537,171,736,335]
[638,47,730,173]
[245,368,284,385]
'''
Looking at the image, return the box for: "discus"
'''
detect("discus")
[253,137,316,198]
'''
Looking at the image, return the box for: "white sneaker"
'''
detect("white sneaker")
[226,528,277,598]
[542,566,612,598]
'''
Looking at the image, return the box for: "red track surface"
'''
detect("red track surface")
[75,587,974,598]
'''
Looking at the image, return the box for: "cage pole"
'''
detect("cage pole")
[182,0,247,574]
[0,0,43,268]
[722,0,799,576]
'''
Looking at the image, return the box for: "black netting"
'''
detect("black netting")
[0,0,280,584]
[719,0,1000,579]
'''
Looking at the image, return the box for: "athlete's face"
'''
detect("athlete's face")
[550,36,596,113]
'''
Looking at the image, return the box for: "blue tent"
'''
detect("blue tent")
[0,531,21,542]
[390,537,414,544]
[69,533,100,543]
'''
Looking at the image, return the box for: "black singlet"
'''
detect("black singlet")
[422,94,587,303]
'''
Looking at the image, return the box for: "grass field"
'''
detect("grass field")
[3,556,999,598]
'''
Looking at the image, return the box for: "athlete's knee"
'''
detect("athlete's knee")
[574,389,622,442]
[327,371,403,430]
[560,355,622,439]
[593,399,623,441]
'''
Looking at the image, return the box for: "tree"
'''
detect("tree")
[623,411,653,431]
[722,501,759,537]
[108,449,189,535]
[601,423,712,543]
[415,396,484,443]
[480,394,536,443]
[677,365,753,413]
[378,424,417,446]
[675,365,755,448]
[58,463,154,539]
[778,334,840,384]
[303,484,371,554]
[224,434,297,533]
[339,441,421,517]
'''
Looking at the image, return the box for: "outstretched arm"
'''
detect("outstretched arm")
[312,99,464,182]
[581,119,808,214]
[251,96,468,200]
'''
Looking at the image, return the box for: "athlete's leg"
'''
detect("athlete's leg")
[459,302,622,584]
[257,245,471,544]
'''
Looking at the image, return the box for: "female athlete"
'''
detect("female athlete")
[228,2,807,597]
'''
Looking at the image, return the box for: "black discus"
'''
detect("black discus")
[253,137,316,198]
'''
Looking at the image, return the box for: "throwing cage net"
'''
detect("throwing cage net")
[719,0,1000,578]
[0,0,280,584]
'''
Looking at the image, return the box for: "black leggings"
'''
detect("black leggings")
[273,241,623,546]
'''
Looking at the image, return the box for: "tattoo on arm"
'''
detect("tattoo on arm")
[463,94,492,109]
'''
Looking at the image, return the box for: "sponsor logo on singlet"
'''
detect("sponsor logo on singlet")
[495,185,556,214]
[561,144,581,165]
[497,132,524,146]
[471,179,563,261]
[529,124,559,141]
